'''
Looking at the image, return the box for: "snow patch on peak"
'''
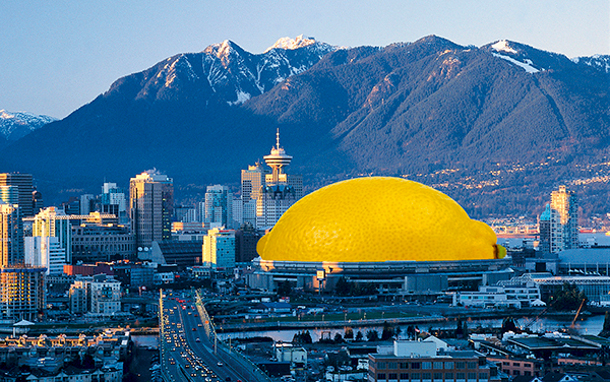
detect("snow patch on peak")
[491,40,518,54]
[265,35,317,52]
[205,40,238,60]
[492,53,540,73]
[227,91,251,106]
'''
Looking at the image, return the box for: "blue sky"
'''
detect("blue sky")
[2,0,608,119]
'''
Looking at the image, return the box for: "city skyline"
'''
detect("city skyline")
[1,1,608,118]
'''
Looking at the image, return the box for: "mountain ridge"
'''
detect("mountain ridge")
[2,35,609,219]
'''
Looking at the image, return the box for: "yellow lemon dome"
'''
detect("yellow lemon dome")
[257,177,505,262]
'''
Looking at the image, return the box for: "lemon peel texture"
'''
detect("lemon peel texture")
[257,177,505,262]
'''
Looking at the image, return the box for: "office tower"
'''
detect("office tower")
[174,205,197,223]
[0,173,34,217]
[550,185,579,251]
[235,226,263,264]
[231,194,243,228]
[32,187,44,215]
[129,171,174,249]
[256,129,300,228]
[31,207,72,265]
[79,194,96,215]
[241,163,267,227]
[202,228,236,270]
[101,182,128,225]
[204,185,233,228]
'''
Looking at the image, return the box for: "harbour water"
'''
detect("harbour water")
[218,315,606,343]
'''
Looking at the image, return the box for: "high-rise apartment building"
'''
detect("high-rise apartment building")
[24,236,66,276]
[0,202,24,266]
[202,228,236,270]
[0,201,45,321]
[129,171,174,249]
[539,186,579,253]
[204,185,233,228]
[0,173,34,217]
[31,207,72,265]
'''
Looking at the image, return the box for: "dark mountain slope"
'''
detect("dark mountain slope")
[1,36,609,217]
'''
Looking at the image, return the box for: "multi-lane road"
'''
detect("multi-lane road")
[160,290,270,382]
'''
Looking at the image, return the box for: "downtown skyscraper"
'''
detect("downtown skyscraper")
[129,171,174,250]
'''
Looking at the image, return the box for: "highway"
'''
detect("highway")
[160,290,271,382]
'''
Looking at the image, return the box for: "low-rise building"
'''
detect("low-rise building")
[367,339,502,382]
[274,342,307,365]
[69,274,121,316]
[453,282,541,309]
[71,223,134,263]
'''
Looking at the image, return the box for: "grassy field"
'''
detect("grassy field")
[221,310,420,325]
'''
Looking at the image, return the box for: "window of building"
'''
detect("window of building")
[434,372,443,380]
[400,363,408,369]
[412,363,421,369]
[422,362,432,369]
[457,373,465,380]
[389,362,398,369]
[400,373,409,380]
[502,362,509,366]
[525,371,532,376]
[378,362,386,369]
[423,373,431,380]
[446,372,454,381]
[445,362,454,369]
[468,372,476,380]
[389,373,397,380]
[412,373,420,380]
[467,362,477,369]
[433,362,443,370]
[479,373,488,380]
[378,373,386,380]
[512,362,520,367]
[456,362,465,370]
[513,370,520,376]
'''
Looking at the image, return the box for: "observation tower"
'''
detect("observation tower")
[263,129,292,184]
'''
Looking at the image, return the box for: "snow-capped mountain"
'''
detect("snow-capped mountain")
[108,36,338,106]
[0,110,55,141]
[482,39,577,73]
[573,55,610,73]
[2,35,609,216]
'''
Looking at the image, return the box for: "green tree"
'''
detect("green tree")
[335,277,351,296]
[277,280,292,296]
[381,322,395,340]
[549,282,586,311]
[366,329,379,341]
[355,331,364,342]
[344,327,354,340]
